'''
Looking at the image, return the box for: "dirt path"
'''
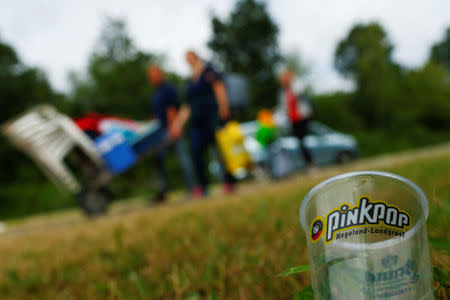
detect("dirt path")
[1,142,449,239]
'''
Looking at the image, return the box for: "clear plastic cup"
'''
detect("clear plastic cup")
[300,171,433,300]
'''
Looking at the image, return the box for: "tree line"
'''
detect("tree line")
[0,0,449,218]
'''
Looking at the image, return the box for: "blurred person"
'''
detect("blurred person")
[171,50,235,196]
[147,65,196,202]
[279,70,317,173]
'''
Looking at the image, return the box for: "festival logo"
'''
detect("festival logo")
[309,196,411,244]
[310,217,323,242]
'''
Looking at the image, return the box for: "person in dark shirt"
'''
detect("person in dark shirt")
[147,65,196,202]
[170,51,235,196]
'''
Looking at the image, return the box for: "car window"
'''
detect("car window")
[307,121,335,135]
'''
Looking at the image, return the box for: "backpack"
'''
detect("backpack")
[223,74,249,110]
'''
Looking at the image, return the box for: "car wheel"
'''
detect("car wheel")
[336,151,354,164]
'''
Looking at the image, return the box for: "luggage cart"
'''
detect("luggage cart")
[2,105,168,216]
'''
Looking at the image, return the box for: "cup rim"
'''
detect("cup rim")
[299,171,429,231]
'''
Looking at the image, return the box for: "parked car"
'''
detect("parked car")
[240,120,359,178]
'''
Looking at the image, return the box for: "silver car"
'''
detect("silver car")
[240,120,359,176]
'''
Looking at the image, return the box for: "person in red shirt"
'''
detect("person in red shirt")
[279,70,317,173]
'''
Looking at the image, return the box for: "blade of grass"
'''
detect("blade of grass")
[294,285,314,300]
[277,265,310,277]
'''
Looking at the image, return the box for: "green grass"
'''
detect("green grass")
[0,183,73,220]
[0,146,448,299]
[0,154,192,221]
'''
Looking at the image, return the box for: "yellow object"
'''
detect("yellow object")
[216,121,252,177]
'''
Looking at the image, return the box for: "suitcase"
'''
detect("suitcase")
[268,139,301,179]
[95,132,137,174]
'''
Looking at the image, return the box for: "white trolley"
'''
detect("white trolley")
[2,105,167,215]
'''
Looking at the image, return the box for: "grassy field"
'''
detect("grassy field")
[0,144,449,299]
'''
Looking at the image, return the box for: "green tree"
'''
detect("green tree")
[0,37,79,220]
[0,40,20,73]
[430,27,450,73]
[335,23,395,79]
[208,0,281,114]
[69,18,160,119]
[332,22,450,156]
[0,37,68,183]
[403,62,450,131]
[334,22,403,128]
[0,41,64,123]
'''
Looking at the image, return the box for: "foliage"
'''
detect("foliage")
[313,92,362,131]
[277,265,309,277]
[334,23,395,80]
[69,18,159,119]
[208,0,281,113]
[335,22,402,127]
[0,41,19,72]
[316,22,450,158]
[430,27,450,73]
[433,266,450,299]
[0,183,73,220]
[402,62,450,132]
[277,265,313,299]
[294,285,314,300]
[0,37,70,186]
[333,22,450,133]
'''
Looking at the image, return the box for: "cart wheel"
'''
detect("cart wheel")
[77,186,112,216]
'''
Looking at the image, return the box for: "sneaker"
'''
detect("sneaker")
[148,192,166,206]
[223,183,235,195]
[191,186,204,198]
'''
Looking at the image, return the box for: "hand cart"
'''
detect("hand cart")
[2,105,168,216]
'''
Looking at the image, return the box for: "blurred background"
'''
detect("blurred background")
[0,0,449,219]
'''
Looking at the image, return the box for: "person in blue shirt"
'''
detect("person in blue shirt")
[147,65,196,202]
[171,51,235,196]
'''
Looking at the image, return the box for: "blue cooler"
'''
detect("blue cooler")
[95,132,137,174]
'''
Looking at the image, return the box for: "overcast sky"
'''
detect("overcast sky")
[0,0,448,93]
